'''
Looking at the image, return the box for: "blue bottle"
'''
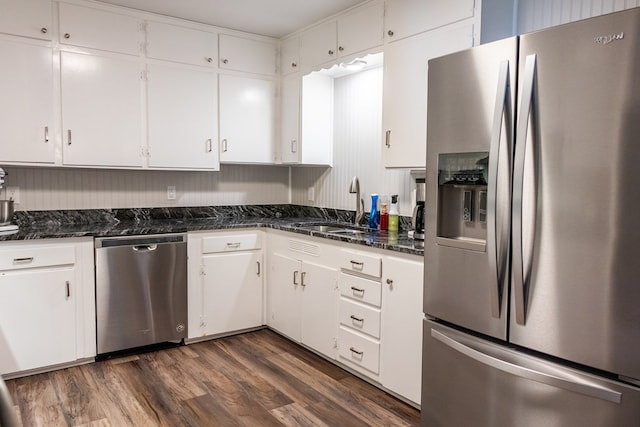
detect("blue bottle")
[369,193,379,229]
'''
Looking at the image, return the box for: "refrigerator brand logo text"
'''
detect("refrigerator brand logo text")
[594,32,624,45]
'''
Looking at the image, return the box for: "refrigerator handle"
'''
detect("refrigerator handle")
[431,329,622,404]
[487,59,512,319]
[513,54,537,325]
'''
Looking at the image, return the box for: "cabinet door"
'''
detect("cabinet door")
[0,0,51,40]
[202,252,263,336]
[268,253,301,341]
[300,20,337,69]
[0,269,76,374]
[382,24,473,168]
[384,0,475,42]
[300,261,338,359]
[337,1,384,58]
[280,36,300,75]
[219,34,276,75]
[146,21,217,67]
[61,51,143,167]
[0,40,54,164]
[58,2,143,55]
[380,256,423,405]
[219,74,275,164]
[147,64,219,170]
[280,75,300,164]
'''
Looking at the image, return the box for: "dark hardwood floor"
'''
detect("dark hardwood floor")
[6,329,420,426]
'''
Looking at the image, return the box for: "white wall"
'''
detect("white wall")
[1,165,289,211]
[290,66,414,217]
[517,0,640,33]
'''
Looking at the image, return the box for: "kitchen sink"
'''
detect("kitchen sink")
[297,224,367,235]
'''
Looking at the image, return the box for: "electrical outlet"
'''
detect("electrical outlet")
[6,187,19,204]
[167,185,176,200]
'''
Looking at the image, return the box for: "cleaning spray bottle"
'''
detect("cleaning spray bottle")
[388,194,399,232]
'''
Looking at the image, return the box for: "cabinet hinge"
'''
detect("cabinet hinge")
[140,70,148,81]
[200,265,206,276]
[334,337,338,349]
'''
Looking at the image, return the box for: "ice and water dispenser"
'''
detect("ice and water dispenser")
[437,152,488,251]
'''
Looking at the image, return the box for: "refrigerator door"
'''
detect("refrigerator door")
[425,37,516,339]
[510,8,640,382]
[422,320,640,427]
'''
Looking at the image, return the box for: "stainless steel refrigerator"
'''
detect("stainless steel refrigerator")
[422,8,640,426]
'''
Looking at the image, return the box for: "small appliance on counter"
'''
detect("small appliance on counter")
[0,168,18,235]
[411,178,425,240]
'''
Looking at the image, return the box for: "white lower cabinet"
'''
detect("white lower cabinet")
[188,231,264,339]
[267,233,338,359]
[380,255,424,405]
[0,238,96,378]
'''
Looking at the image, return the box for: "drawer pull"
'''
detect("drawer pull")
[350,260,364,266]
[13,257,34,264]
[349,347,364,356]
[350,286,365,295]
[350,315,364,323]
[301,271,306,287]
[226,242,241,249]
[293,270,299,285]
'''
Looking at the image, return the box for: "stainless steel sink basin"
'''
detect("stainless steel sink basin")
[298,224,366,235]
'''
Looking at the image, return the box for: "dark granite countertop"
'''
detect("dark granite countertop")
[0,205,424,256]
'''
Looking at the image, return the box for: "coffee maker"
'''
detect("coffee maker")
[412,178,425,240]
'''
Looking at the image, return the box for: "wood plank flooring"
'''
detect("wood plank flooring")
[5,329,420,426]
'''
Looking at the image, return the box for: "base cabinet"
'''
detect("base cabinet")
[0,238,96,378]
[188,231,264,339]
[268,249,338,360]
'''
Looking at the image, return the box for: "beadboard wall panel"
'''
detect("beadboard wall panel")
[291,67,415,217]
[518,0,640,33]
[1,165,289,211]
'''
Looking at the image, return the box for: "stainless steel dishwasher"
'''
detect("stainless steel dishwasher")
[95,233,187,355]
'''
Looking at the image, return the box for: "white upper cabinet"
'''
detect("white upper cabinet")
[0,39,54,164]
[145,21,217,67]
[280,35,300,75]
[58,2,143,55]
[219,34,277,75]
[147,63,219,170]
[219,74,275,164]
[300,1,383,71]
[280,75,301,164]
[336,1,384,58]
[61,51,144,168]
[0,0,52,40]
[384,0,475,42]
[382,23,474,168]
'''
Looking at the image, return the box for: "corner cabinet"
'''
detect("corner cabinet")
[0,238,96,378]
[187,231,264,340]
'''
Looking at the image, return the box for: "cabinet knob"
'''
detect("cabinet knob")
[40,27,48,34]
[206,57,213,63]
[222,58,228,64]
[338,46,344,52]
[64,33,70,39]
[387,30,394,37]
[328,49,334,56]
[291,62,297,68]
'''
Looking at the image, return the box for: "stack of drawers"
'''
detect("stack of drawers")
[336,248,383,377]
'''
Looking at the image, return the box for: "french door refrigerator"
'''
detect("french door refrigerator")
[422,8,640,426]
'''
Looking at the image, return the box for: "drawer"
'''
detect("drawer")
[338,326,380,375]
[339,297,381,339]
[338,273,381,307]
[0,245,76,271]
[201,233,261,253]
[339,249,382,278]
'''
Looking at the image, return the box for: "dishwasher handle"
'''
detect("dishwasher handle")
[132,244,157,252]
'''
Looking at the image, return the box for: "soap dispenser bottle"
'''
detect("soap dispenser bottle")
[369,193,379,229]
[388,194,399,231]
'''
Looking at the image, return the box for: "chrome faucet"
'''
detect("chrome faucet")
[349,176,364,225]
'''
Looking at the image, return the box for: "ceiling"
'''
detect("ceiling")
[96,0,366,38]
